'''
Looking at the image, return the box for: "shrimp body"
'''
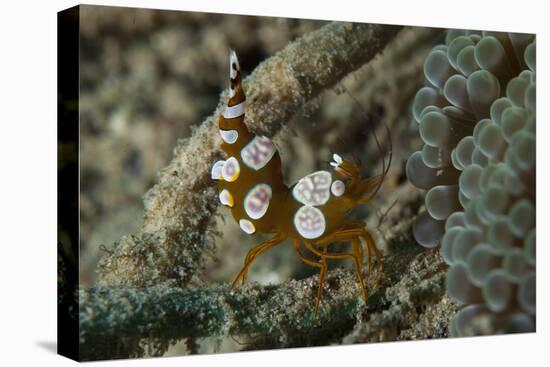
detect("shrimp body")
[212,51,383,313]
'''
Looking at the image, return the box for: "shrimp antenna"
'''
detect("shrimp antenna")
[341,82,393,201]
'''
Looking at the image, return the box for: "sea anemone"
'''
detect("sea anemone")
[407,30,535,335]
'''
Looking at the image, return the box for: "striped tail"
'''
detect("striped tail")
[218,51,249,138]
[227,50,245,108]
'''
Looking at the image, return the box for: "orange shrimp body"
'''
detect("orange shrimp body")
[212,51,382,313]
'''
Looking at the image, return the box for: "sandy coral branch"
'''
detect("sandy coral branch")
[95,22,403,289]
[80,236,455,360]
[81,269,358,344]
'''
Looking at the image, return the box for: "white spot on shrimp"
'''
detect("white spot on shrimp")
[331,180,346,197]
[211,160,225,180]
[222,156,240,182]
[294,205,326,239]
[219,189,234,207]
[292,171,332,206]
[244,183,272,219]
[239,219,255,234]
[229,50,240,79]
[241,135,276,171]
[223,102,245,119]
[219,129,238,144]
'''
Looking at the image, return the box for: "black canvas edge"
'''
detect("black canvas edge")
[57,5,80,362]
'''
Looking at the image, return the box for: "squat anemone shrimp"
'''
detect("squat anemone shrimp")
[212,50,391,314]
